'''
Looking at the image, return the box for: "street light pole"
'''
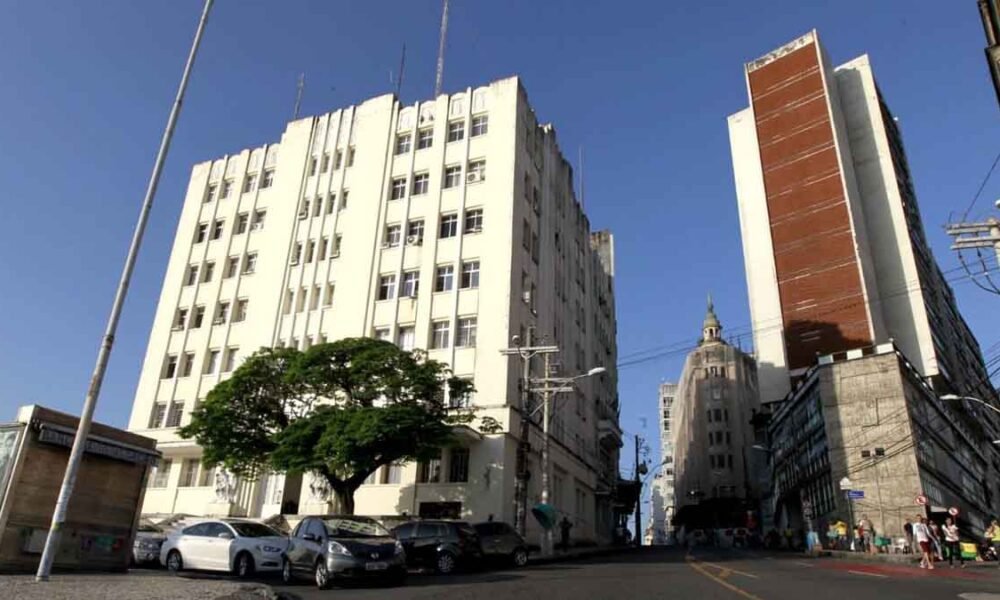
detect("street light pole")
[941,394,1000,416]
[34,0,214,582]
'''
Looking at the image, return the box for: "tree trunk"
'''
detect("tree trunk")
[333,486,355,515]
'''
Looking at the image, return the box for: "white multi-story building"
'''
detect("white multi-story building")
[127,76,622,543]
[647,382,676,544]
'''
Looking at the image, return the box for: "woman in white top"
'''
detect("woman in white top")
[943,517,963,568]
[913,516,936,569]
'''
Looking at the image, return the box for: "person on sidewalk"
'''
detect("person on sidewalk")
[943,517,963,568]
[859,515,874,554]
[986,519,1000,568]
[835,519,848,550]
[913,516,935,570]
[559,517,573,551]
[929,520,944,561]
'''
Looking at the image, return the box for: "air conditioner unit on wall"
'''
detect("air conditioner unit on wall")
[467,172,483,183]
[406,235,423,246]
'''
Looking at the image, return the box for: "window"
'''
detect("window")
[324,283,335,306]
[180,352,195,377]
[309,156,318,176]
[439,214,458,238]
[236,213,249,234]
[383,463,402,484]
[456,317,477,347]
[412,173,429,195]
[220,179,233,199]
[295,287,306,312]
[531,231,539,262]
[417,128,433,149]
[347,146,355,167]
[418,453,443,482]
[198,464,217,487]
[306,240,316,263]
[149,402,167,428]
[522,219,531,251]
[179,459,199,487]
[395,133,412,155]
[333,235,342,257]
[378,275,397,300]
[191,306,205,329]
[471,114,488,137]
[194,223,208,244]
[205,183,217,203]
[401,271,419,297]
[313,198,322,217]
[407,220,425,242]
[444,165,462,188]
[215,301,229,324]
[165,402,184,428]
[339,192,348,210]
[233,298,248,323]
[253,209,266,230]
[201,261,215,283]
[320,153,330,173]
[261,168,275,188]
[310,285,320,310]
[299,199,310,218]
[204,349,220,375]
[435,265,454,292]
[374,327,391,342]
[460,261,480,289]
[149,459,171,487]
[173,308,188,330]
[464,209,483,233]
[431,321,450,349]
[243,174,257,193]
[225,256,239,278]
[397,326,415,351]
[447,121,465,142]
[184,264,199,286]
[318,237,328,260]
[449,448,470,482]
[223,347,239,372]
[243,253,257,274]
[385,225,402,248]
[467,159,485,182]
[390,177,407,200]
[334,149,344,169]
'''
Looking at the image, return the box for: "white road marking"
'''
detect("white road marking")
[847,570,888,578]
[958,594,1000,599]
[793,561,815,568]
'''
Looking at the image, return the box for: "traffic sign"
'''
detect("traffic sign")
[915,494,928,506]
[948,507,959,517]
[839,477,852,490]
[847,490,865,500]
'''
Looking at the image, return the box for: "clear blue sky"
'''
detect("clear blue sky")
[1,1,997,474]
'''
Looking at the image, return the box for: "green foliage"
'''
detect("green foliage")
[180,338,482,514]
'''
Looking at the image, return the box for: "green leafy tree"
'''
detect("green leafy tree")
[180,338,475,514]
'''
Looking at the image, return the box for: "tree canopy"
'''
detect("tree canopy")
[180,337,477,514]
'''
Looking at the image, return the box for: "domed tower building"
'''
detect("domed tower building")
[670,297,762,536]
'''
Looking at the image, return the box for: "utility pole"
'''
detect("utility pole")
[978,0,1000,110]
[500,330,558,537]
[434,0,449,97]
[634,435,643,547]
[34,0,214,582]
[946,217,1000,295]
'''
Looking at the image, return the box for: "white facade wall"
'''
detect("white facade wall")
[127,77,620,543]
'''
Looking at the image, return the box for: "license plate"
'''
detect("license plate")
[365,562,388,571]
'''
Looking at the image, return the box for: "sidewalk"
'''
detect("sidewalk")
[528,544,642,565]
[0,573,277,600]
[811,549,999,569]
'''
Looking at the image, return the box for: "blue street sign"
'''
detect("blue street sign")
[847,490,865,499]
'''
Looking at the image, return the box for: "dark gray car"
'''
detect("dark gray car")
[473,521,529,567]
[282,516,406,589]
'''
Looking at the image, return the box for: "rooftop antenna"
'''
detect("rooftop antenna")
[395,43,406,98]
[293,73,305,119]
[434,0,449,97]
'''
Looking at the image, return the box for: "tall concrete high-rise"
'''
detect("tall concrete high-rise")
[670,301,761,531]
[647,382,676,544]
[126,77,622,543]
[728,31,997,417]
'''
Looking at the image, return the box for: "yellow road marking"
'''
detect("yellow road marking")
[847,570,888,578]
[687,560,767,600]
[700,562,760,579]
[719,568,732,579]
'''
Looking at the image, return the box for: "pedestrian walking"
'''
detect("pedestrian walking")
[929,520,944,561]
[835,519,848,550]
[913,516,935,570]
[943,517,963,568]
[859,515,874,554]
[559,516,573,551]
[986,519,1000,568]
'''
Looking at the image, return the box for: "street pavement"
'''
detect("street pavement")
[264,547,1000,600]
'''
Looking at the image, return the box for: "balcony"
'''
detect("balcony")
[598,417,623,449]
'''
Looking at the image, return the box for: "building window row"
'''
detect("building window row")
[173,299,247,331]
[184,253,256,286]
[283,283,335,315]
[708,454,734,471]
[706,408,729,424]
[416,447,471,483]
[309,147,355,176]
[377,261,479,301]
[299,191,348,220]
[390,160,485,200]
[205,168,274,204]
[291,234,342,265]
[707,430,731,447]
[161,346,239,379]
[394,115,487,158]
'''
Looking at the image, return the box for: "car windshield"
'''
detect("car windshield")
[323,517,390,538]
[228,522,281,538]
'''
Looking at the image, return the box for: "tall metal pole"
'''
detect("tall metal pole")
[634,434,642,547]
[540,352,553,556]
[515,339,531,536]
[35,0,214,581]
[434,0,449,97]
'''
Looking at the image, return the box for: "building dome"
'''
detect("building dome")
[702,294,722,343]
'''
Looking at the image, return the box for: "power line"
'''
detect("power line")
[961,149,1000,220]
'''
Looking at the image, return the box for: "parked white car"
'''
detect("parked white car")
[160,518,288,577]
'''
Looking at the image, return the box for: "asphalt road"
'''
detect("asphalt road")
[267,547,1000,600]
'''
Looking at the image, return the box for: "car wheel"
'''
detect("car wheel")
[281,558,294,585]
[234,552,255,578]
[315,560,332,590]
[436,551,457,575]
[166,550,183,573]
[512,547,528,567]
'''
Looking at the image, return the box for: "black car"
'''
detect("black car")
[391,520,483,574]
[282,515,407,589]
[473,521,529,567]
